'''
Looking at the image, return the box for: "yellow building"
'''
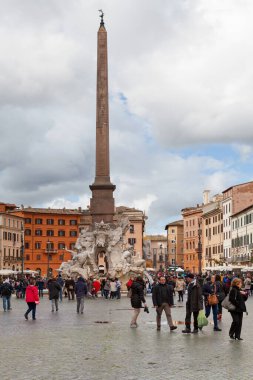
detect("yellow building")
[165,220,184,268]
[143,235,167,271]
[202,194,223,269]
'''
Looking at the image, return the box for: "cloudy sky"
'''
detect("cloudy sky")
[0,0,253,234]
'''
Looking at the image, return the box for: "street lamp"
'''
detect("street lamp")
[197,218,202,274]
[20,222,24,276]
[46,239,51,279]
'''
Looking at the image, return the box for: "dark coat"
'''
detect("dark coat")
[131,280,146,309]
[152,283,174,307]
[186,280,203,312]
[229,285,247,313]
[75,278,88,298]
[47,280,61,300]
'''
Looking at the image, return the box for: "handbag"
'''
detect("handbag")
[221,294,236,311]
[208,293,218,305]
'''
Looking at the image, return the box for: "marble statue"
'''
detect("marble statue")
[59,216,146,282]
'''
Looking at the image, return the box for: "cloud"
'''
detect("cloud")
[0,0,252,234]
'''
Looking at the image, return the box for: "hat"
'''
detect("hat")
[185,273,194,279]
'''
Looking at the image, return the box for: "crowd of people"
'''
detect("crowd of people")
[127,271,251,340]
[0,270,251,340]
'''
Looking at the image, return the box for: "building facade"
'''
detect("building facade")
[0,203,23,271]
[11,207,83,277]
[231,205,253,266]
[181,206,203,273]
[202,195,223,269]
[165,220,184,268]
[143,235,167,271]
[223,181,253,262]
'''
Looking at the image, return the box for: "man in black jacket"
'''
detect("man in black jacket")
[182,273,203,334]
[152,276,177,331]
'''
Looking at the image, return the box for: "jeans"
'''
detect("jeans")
[59,288,63,302]
[76,297,84,313]
[156,303,174,328]
[38,289,44,298]
[51,298,59,311]
[103,290,109,299]
[3,296,11,311]
[25,302,36,319]
[116,288,121,299]
[67,289,75,300]
[205,303,218,328]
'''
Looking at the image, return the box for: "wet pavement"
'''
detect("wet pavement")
[1,294,253,380]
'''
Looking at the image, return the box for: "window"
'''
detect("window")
[69,243,75,250]
[25,218,31,224]
[47,242,54,251]
[58,230,65,237]
[70,231,77,237]
[25,229,31,236]
[36,255,41,260]
[35,229,42,236]
[25,254,30,261]
[47,230,54,237]
[35,218,43,224]
[70,220,77,225]
[171,229,175,233]
[58,219,65,225]
[49,255,52,261]
[35,242,41,249]
[59,255,64,261]
[58,243,65,250]
[128,238,136,246]
[25,242,30,249]
[47,219,54,225]
[129,224,135,233]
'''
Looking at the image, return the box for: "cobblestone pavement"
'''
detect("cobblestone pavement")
[1,294,253,380]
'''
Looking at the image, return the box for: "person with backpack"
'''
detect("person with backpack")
[1,279,13,312]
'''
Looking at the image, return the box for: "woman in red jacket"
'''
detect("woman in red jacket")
[24,277,39,320]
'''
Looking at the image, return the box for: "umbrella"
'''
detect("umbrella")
[0,269,16,275]
[176,267,184,272]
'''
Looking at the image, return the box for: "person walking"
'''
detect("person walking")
[182,273,203,334]
[175,276,186,302]
[36,278,45,298]
[56,274,64,302]
[65,277,75,300]
[115,278,121,299]
[47,278,61,312]
[152,276,177,332]
[130,276,147,328]
[1,279,13,312]
[75,277,88,314]
[244,273,251,297]
[203,275,222,332]
[229,278,248,340]
[103,278,110,299]
[24,278,39,320]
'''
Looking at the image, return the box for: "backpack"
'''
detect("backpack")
[1,284,12,296]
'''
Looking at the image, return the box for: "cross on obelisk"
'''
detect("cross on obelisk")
[89,12,116,224]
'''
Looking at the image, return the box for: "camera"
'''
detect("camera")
[144,306,149,313]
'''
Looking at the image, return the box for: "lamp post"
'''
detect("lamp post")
[159,244,163,272]
[46,239,51,279]
[20,222,24,276]
[197,218,202,274]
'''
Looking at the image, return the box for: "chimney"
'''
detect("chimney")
[203,190,210,205]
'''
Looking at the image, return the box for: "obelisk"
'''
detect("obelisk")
[89,11,116,224]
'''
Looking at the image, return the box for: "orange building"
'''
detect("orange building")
[181,206,203,273]
[11,207,83,277]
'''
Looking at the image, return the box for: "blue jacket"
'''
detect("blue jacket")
[75,278,88,298]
